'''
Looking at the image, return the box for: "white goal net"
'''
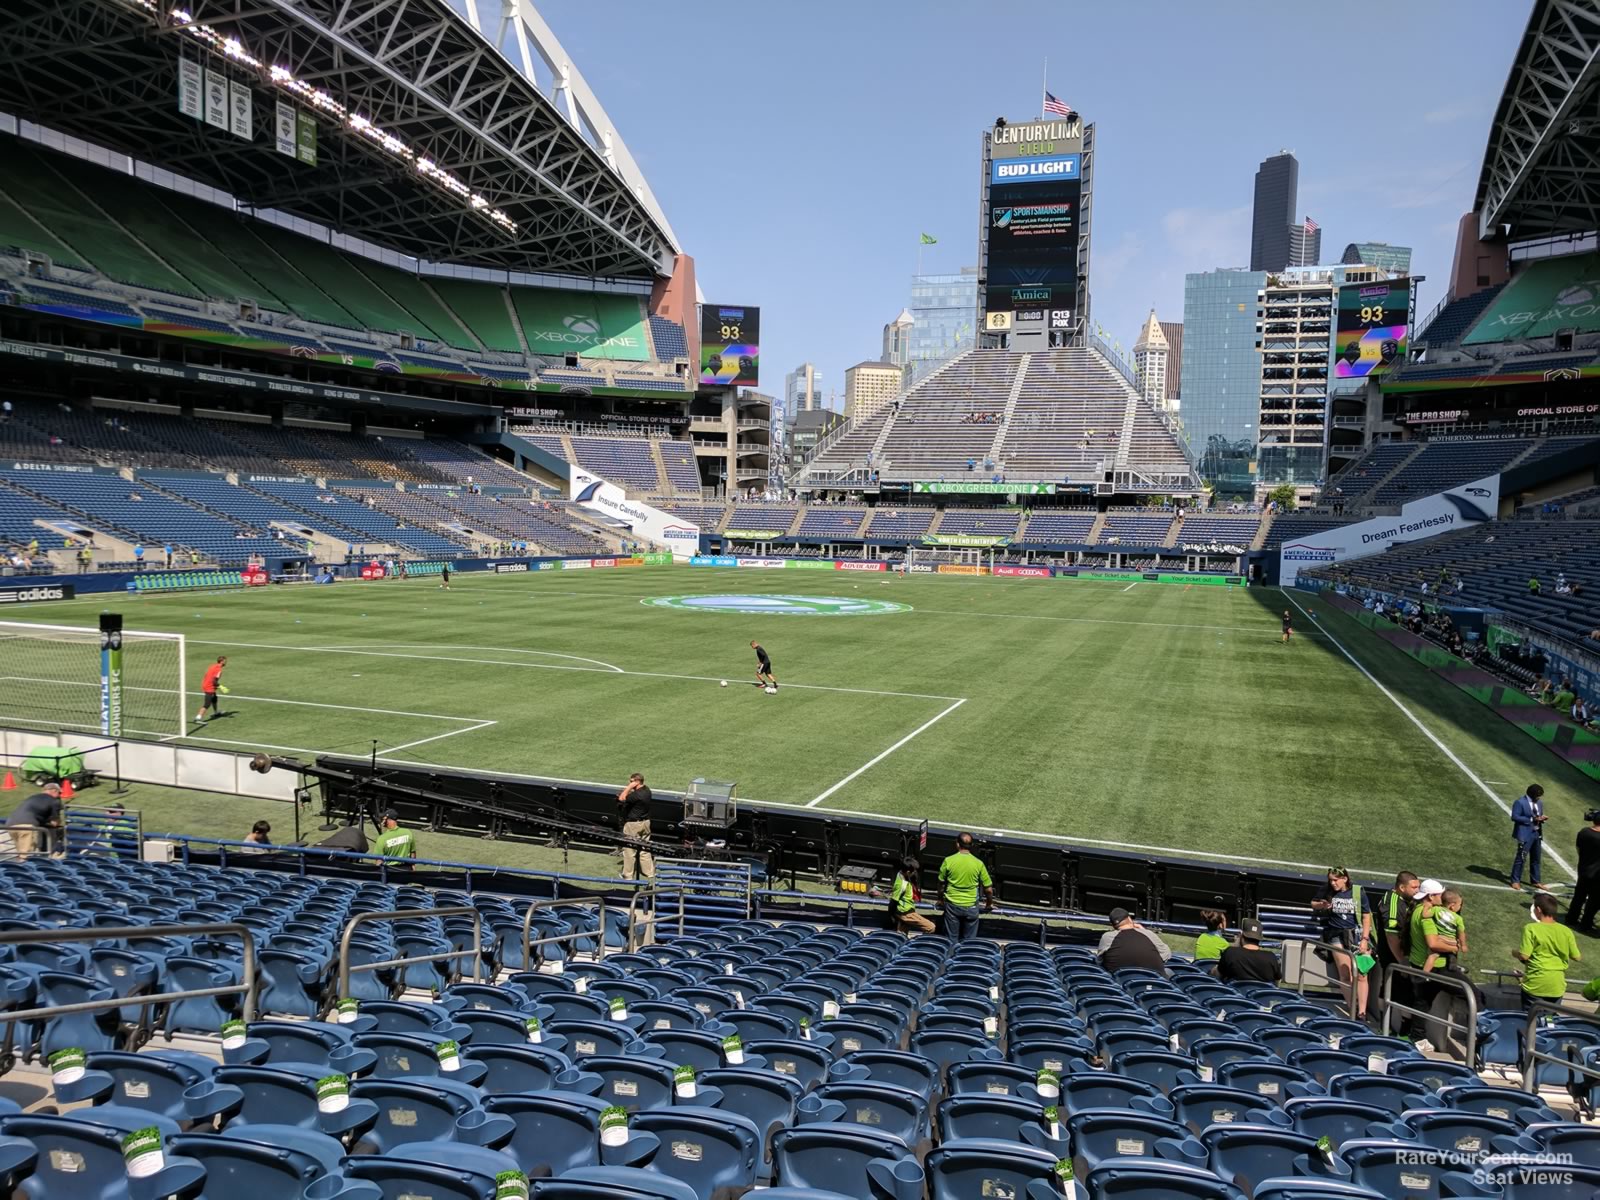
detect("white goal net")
[0,620,187,739]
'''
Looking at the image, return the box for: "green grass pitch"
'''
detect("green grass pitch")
[4,565,1594,977]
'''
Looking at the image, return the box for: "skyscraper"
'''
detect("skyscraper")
[784,363,825,415]
[882,308,914,379]
[1132,311,1170,410]
[1180,267,1265,494]
[1341,242,1412,273]
[908,268,978,382]
[843,361,904,424]
[1250,151,1298,272]
[1159,321,1183,403]
[1287,217,1322,268]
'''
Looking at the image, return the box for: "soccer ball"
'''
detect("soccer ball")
[764,686,777,695]
[719,680,728,688]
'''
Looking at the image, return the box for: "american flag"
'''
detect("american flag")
[1303,216,1320,234]
[1043,92,1072,118]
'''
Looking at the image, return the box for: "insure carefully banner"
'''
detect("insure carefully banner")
[1279,473,1500,587]
[923,534,1011,547]
[914,482,1056,495]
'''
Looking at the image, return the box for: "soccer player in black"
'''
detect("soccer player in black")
[1281,609,1292,644]
[439,563,451,590]
[751,641,777,690]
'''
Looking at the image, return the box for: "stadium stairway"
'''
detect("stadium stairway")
[1336,443,1425,507]
[1251,513,1274,551]
[988,354,1032,464]
[1085,511,1108,545]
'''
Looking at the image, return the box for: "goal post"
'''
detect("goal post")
[0,618,187,740]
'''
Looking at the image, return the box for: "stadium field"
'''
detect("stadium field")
[5,566,1591,891]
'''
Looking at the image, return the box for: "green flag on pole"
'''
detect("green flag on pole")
[919,233,938,245]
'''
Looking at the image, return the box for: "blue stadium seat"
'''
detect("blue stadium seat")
[1168,1084,1289,1134]
[1338,1139,1500,1197]
[744,1040,834,1091]
[925,1139,1064,1200]
[0,1110,206,1200]
[624,1107,763,1199]
[560,1055,677,1112]
[797,1081,928,1146]
[1324,1072,1440,1115]
[1084,1160,1250,1199]
[1438,1085,1560,1127]
[1380,1108,1537,1161]
[1280,1096,1391,1144]
[1250,1184,1385,1200]
[55,1049,218,1121]
[475,1092,618,1177]
[1067,1111,1207,1174]
[770,1123,923,1200]
[528,1166,699,1199]
[334,1142,521,1200]
[1202,1126,1353,1190]
[168,1125,346,1199]
[229,1022,375,1076]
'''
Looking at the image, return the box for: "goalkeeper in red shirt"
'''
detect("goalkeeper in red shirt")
[195,655,229,724]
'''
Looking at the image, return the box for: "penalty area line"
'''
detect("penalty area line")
[805,698,967,808]
[1281,587,1576,881]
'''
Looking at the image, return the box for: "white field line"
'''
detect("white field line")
[0,677,477,722]
[1282,588,1577,881]
[805,698,967,808]
[909,606,1329,637]
[376,720,497,756]
[185,639,962,702]
[314,645,625,673]
[1122,582,1138,592]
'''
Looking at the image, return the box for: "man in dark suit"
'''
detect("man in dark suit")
[1510,784,1548,892]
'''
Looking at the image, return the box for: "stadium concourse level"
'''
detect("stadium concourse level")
[797,347,1194,486]
[0,400,622,566]
[0,854,1594,1200]
[0,136,692,391]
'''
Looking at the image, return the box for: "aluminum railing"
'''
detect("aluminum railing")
[1379,961,1479,1064]
[519,896,612,968]
[0,922,259,1034]
[335,906,483,998]
[1286,938,1361,1016]
[1521,1000,1600,1097]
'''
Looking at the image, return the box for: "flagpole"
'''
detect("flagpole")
[1041,57,1047,118]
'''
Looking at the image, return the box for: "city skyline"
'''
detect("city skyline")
[542,0,1524,402]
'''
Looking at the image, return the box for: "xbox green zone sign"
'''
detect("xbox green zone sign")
[644,594,910,616]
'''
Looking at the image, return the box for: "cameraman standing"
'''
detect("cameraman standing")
[1568,808,1600,935]
[617,773,655,881]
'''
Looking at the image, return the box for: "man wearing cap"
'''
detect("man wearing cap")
[5,781,62,859]
[1310,867,1375,1020]
[934,833,995,941]
[376,810,416,861]
[1218,918,1281,983]
[1097,908,1172,975]
[1405,879,1458,1041]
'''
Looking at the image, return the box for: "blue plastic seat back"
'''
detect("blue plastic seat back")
[1067,1111,1195,1173]
[256,951,326,1019]
[1342,1139,1495,1198]
[86,1050,211,1120]
[632,1107,762,1197]
[1170,1085,1284,1136]
[771,1122,916,1195]
[452,1009,538,1047]
[643,1030,726,1072]
[162,956,240,1035]
[816,1019,892,1055]
[1203,1126,1324,1189]
[170,1124,344,1196]
[698,1069,803,1161]
[349,1077,478,1153]
[745,1040,834,1091]
[803,1082,927,1146]
[215,1065,324,1128]
[1085,1160,1251,1198]
[249,1022,355,1071]
[89,948,158,1026]
[463,1042,572,1096]
[34,971,121,1056]
[1281,1097,1391,1145]
[838,1051,940,1096]
[483,1091,606,1178]
[1057,1073,1170,1118]
[553,1020,634,1059]
[936,1094,1043,1144]
[577,1056,675,1112]
[925,1137,1060,1200]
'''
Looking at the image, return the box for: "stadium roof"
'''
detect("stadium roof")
[0,0,680,278]
[1476,0,1600,241]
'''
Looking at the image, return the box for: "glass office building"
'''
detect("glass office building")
[908,268,978,382]
[1179,268,1265,496]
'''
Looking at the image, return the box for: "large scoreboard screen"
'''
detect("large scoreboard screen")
[984,118,1082,321]
[699,304,760,387]
[1335,279,1410,378]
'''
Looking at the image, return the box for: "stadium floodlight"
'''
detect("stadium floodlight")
[129,0,516,234]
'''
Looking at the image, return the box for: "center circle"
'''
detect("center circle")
[643,593,911,616]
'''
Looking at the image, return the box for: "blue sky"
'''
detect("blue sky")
[543,0,1530,404]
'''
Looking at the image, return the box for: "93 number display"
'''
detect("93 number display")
[1335,279,1410,379]
[700,303,760,387]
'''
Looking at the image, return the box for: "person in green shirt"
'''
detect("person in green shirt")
[889,856,934,934]
[375,809,417,862]
[1194,910,1230,962]
[1515,893,1581,1009]
[934,833,995,941]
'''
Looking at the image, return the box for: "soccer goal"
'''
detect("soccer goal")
[0,618,187,739]
[905,546,994,571]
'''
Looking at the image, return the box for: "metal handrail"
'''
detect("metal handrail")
[335,906,482,998]
[0,922,259,1024]
[1520,1000,1600,1094]
[626,885,687,950]
[519,896,610,968]
[1379,961,1479,1064]
[1287,937,1361,1016]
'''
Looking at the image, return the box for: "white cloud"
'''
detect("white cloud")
[1423,101,1481,125]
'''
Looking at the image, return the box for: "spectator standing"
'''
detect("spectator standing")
[4,782,62,859]
[1193,911,1230,962]
[889,857,934,933]
[935,833,995,941]
[1097,908,1172,974]
[242,820,272,853]
[1378,871,1421,1024]
[616,773,654,881]
[1568,810,1600,934]
[1218,917,1282,983]
[1310,867,1375,1019]
[163,544,173,569]
[1510,784,1548,892]
[375,809,416,861]
[1514,893,1581,1010]
[132,544,144,572]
